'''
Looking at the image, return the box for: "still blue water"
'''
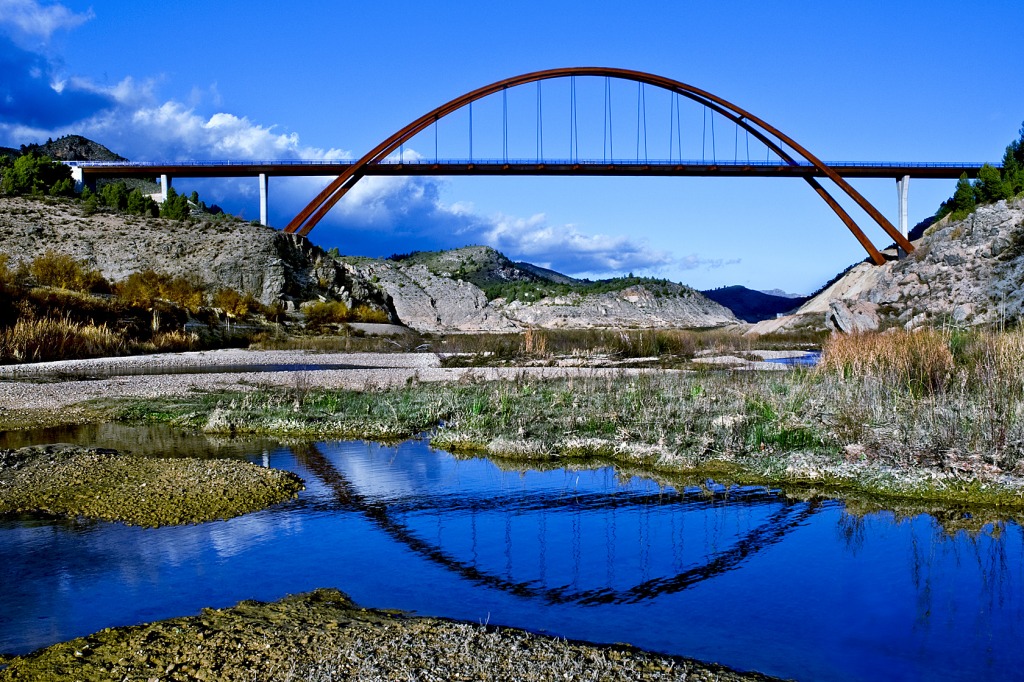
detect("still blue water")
[1,429,1022,681]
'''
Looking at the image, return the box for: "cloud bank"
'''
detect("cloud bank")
[0,3,715,278]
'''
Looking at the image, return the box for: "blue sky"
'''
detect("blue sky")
[1,0,1022,293]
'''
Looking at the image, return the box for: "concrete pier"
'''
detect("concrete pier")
[259,173,268,226]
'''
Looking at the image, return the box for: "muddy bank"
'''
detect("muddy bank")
[0,444,303,526]
[0,589,781,681]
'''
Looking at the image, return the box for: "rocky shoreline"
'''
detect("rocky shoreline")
[0,443,303,526]
[0,589,782,681]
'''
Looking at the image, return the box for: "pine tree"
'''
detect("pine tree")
[950,173,976,220]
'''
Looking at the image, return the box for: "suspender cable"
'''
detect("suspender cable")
[668,89,674,163]
[603,77,609,162]
[570,75,578,162]
[702,107,706,163]
[676,92,682,161]
[711,110,716,162]
[503,87,508,163]
[434,116,438,164]
[734,121,738,164]
[469,101,473,162]
[536,81,543,163]
[636,82,641,162]
[642,84,648,163]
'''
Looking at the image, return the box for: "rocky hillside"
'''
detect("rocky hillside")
[32,135,126,162]
[0,196,396,319]
[750,197,1024,334]
[346,246,740,332]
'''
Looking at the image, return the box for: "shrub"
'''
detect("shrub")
[305,300,350,327]
[28,250,108,293]
[115,270,205,313]
[213,287,259,319]
[352,305,389,323]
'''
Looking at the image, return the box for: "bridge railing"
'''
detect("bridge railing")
[67,158,994,169]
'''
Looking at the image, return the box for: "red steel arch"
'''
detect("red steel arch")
[285,67,914,264]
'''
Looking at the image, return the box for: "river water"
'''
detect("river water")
[1,424,1022,681]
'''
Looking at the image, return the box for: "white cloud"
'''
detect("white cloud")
[0,0,92,41]
[482,212,673,275]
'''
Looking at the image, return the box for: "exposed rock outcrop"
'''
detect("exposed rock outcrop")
[347,247,740,332]
[749,198,1024,334]
[0,197,396,319]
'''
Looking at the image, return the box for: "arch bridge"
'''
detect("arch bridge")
[283,67,945,264]
[74,68,999,265]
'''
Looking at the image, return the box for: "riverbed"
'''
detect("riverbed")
[1,423,1021,681]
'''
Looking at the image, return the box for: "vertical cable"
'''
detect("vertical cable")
[603,77,609,162]
[676,92,682,161]
[536,81,543,162]
[641,84,648,163]
[635,82,641,162]
[469,101,473,162]
[570,75,578,162]
[434,116,438,164]
[702,107,706,163]
[711,111,716,162]
[668,90,674,163]
[503,87,508,163]
[746,127,750,163]
[734,122,738,164]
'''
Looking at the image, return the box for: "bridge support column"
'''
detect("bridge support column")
[896,175,910,258]
[259,173,268,226]
[159,174,171,203]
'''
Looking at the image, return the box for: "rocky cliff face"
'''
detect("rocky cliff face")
[0,197,396,318]
[347,247,740,332]
[749,197,1024,334]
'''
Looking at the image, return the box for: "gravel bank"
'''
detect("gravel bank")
[0,589,781,681]
[0,444,303,526]
[0,350,677,425]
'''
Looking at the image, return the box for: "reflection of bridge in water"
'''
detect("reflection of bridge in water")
[293,442,823,606]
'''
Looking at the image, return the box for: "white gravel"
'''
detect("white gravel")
[0,350,671,412]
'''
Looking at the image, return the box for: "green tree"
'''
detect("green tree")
[0,152,71,195]
[99,181,129,210]
[1002,122,1024,196]
[975,163,1011,204]
[126,188,158,217]
[950,173,977,220]
[159,186,191,220]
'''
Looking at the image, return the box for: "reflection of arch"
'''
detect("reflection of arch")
[285,67,913,265]
[293,443,820,605]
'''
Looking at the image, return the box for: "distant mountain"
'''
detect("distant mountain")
[700,285,808,323]
[758,288,805,299]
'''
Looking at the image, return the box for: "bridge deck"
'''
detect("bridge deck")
[71,159,993,180]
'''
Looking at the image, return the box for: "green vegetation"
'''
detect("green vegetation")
[483,276,694,303]
[110,328,1024,509]
[0,152,72,196]
[936,122,1024,221]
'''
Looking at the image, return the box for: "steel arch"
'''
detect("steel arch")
[286,67,913,264]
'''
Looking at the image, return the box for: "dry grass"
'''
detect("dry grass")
[819,329,955,395]
[0,317,198,363]
[0,316,126,362]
